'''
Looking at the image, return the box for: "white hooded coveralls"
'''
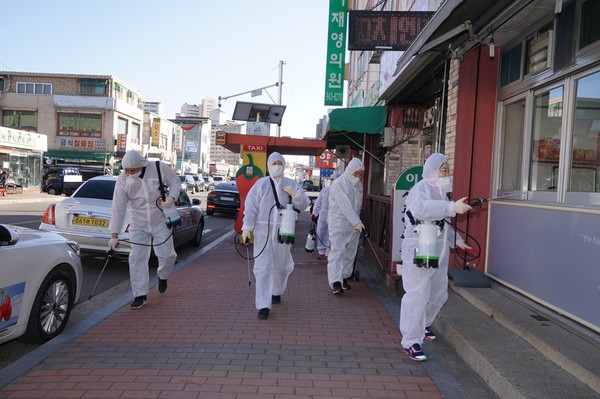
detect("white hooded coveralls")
[399,153,465,348]
[326,158,364,287]
[109,151,181,298]
[242,152,310,310]
[312,173,340,256]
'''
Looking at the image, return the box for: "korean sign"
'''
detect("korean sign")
[324,0,347,106]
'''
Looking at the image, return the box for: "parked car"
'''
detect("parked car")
[301,180,319,192]
[206,182,240,216]
[212,176,226,183]
[0,224,82,344]
[179,175,199,193]
[203,176,215,191]
[39,176,205,257]
[190,175,204,192]
[41,167,83,196]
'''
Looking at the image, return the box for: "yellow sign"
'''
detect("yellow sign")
[151,118,161,147]
[215,130,226,146]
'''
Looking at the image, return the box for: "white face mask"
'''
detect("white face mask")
[437,176,453,194]
[348,175,361,186]
[269,164,284,178]
[127,171,142,178]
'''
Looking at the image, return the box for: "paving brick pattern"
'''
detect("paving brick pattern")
[1,217,442,398]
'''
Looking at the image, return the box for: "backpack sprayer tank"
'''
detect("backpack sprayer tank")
[304,229,316,252]
[278,203,297,245]
[413,221,440,268]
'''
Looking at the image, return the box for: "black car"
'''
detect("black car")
[301,180,319,191]
[206,182,240,216]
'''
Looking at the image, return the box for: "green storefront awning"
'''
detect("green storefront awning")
[44,150,109,161]
[325,106,387,150]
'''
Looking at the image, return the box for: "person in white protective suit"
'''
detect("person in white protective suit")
[311,172,341,260]
[241,152,310,320]
[108,150,181,309]
[326,158,365,294]
[399,153,472,361]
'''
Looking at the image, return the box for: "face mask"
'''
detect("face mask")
[437,176,453,194]
[348,175,361,186]
[269,164,284,178]
[127,171,142,178]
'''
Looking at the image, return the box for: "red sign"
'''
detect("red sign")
[315,150,334,169]
[243,144,266,152]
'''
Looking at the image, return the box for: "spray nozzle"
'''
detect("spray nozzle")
[469,197,487,207]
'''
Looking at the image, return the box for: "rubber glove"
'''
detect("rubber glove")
[354,222,365,232]
[453,197,472,214]
[311,214,318,221]
[242,229,251,245]
[283,186,298,198]
[161,196,175,208]
[456,242,473,251]
[108,238,119,251]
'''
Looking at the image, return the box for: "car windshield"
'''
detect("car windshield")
[73,180,116,200]
[214,182,237,192]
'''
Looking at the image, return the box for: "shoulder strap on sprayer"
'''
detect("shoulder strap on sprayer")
[269,177,284,210]
[155,160,167,201]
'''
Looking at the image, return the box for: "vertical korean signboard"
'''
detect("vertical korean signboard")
[324,0,347,106]
[151,118,160,147]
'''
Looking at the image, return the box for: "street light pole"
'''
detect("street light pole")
[276,60,284,137]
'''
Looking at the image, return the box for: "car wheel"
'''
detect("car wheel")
[48,187,58,196]
[206,210,214,215]
[189,220,204,247]
[20,266,75,344]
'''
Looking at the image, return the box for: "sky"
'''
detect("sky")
[1,1,333,144]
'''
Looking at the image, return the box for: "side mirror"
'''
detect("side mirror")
[192,198,201,206]
[0,224,19,246]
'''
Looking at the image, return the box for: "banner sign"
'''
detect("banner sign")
[151,118,160,147]
[348,11,434,51]
[315,149,334,169]
[324,0,347,106]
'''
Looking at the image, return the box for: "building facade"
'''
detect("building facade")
[339,0,600,333]
[0,71,144,180]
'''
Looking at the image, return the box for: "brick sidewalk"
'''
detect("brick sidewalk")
[0,213,442,398]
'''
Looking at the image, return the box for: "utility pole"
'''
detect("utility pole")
[276,60,284,137]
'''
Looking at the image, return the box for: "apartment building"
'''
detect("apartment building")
[0,71,144,183]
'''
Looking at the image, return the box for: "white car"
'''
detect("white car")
[0,224,82,345]
[39,176,205,256]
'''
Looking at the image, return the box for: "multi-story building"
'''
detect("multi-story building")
[333,0,600,333]
[169,115,210,174]
[142,112,180,169]
[177,103,201,118]
[0,71,144,184]
[143,101,166,119]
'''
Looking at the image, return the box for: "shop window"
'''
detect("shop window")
[499,100,525,190]
[569,70,600,193]
[58,113,102,137]
[500,43,522,87]
[529,86,564,192]
[579,0,600,49]
[2,110,37,131]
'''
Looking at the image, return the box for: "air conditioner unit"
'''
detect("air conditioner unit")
[383,127,397,147]
[336,144,350,158]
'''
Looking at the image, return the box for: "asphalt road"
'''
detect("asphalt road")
[0,191,237,369]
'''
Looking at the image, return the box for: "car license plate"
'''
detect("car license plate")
[72,216,109,228]
[221,197,234,201]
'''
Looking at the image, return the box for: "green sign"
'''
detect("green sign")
[395,166,423,190]
[324,0,347,106]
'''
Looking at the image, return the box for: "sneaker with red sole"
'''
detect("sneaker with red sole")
[424,326,436,341]
[403,343,427,361]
